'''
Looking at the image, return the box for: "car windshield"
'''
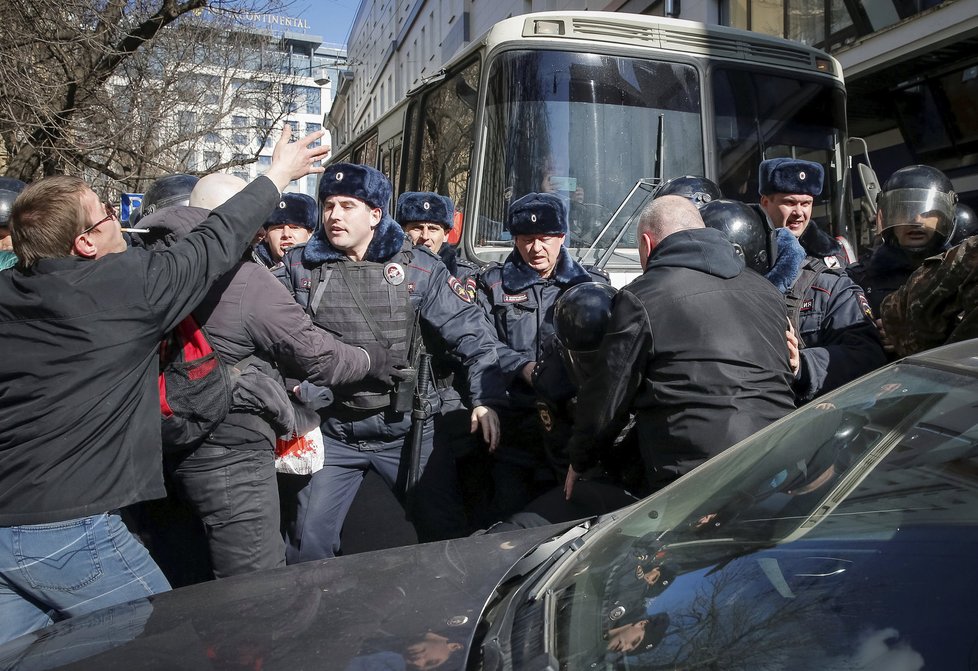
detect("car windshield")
[538,360,978,669]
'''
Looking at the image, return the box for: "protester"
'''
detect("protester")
[0,126,329,643]
[564,196,796,498]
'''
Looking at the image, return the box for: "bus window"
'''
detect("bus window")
[415,59,481,222]
[712,67,846,233]
[477,51,702,250]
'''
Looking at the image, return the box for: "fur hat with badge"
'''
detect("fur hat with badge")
[506,192,568,236]
[396,191,455,230]
[265,192,318,231]
[758,158,824,197]
[305,163,404,264]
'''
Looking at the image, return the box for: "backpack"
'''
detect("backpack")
[158,315,234,452]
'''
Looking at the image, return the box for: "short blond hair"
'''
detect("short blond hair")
[11,176,89,267]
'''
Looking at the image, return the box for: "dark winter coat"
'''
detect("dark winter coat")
[0,177,281,525]
[567,227,796,490]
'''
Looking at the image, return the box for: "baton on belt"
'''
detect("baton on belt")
[406,352,433,499]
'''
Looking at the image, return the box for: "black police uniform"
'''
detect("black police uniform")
[279,217,505,561]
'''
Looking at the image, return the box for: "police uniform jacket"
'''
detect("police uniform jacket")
[791,261,885,402]
[279,217,505,414]
[0,176,282,525]
[567,227,796,484]
[432,243,482,411]
[475,247,608,411]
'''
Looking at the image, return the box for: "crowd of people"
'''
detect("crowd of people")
[1,128,976,645]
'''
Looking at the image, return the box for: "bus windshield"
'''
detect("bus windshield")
[477,50,703,251]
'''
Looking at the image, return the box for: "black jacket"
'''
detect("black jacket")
[0,177,281,525]
[567,227,796,487]
[846,242,919,316]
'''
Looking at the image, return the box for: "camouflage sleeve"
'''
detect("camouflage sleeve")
[881,236,978,357]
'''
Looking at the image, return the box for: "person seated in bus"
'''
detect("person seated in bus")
[474,192,609,526]
[758,158,849,269]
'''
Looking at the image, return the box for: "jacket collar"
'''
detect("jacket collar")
[303,214,405,264]
[799,222,842,258]
[501,247,590,293]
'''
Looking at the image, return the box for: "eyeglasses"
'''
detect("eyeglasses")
[80,202,117,236]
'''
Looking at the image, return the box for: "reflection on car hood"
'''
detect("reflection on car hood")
[0,525,571,670]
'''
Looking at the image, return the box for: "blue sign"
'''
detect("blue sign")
[121,193,143,224]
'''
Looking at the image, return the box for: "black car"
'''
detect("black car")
[5,340,978,670]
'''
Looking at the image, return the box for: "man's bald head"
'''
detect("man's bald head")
[636,195,705,270]
[189,173,247,211]
[638,195,705,241]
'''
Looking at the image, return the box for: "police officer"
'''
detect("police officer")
[397,191,479,283]
[701,199,886,403]
[278,164,504,560]
[394,191,487,539]
[847,165,957,355]
[475,192,608,524]
[652,175,722,209]
[254,192,317,267]
[759,158,849,269]
[132,173,199,226]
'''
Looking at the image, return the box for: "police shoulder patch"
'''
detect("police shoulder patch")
[449,276,472,303]
[465,277,478,302]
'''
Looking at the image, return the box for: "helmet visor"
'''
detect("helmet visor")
[879,188,955,238]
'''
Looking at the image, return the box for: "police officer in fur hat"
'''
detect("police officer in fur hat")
[396,191,486,538]
[277,164,506,560]
[396,191,479,283]
[474,192,609,526]
[255,192,318,267]
[752,158,886,405]
[759,158,849,269]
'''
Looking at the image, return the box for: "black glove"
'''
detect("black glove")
[360,343,405,387]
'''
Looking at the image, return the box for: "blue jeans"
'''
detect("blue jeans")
[0,512,170,645]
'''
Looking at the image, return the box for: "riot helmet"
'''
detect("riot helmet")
[0,177,27,226]
[877,165,955,253]
[653,175,722,209]
[134,173,199,225]
[553,282,618,385]
[949,203,977,247]
[699,199,776,274]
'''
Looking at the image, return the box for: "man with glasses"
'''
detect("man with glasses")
[0,128,329,644]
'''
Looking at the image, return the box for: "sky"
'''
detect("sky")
[292,0,361,47]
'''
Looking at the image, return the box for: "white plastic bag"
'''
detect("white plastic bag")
[274,426,325,475]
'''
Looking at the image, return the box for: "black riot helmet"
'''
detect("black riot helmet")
[0,177,27,226]
[134,173,199,225]
[877,165,956,251]
[653,175,722,209]
[949,203,977,247]
[553,282,618,385]
[699,199,776,274]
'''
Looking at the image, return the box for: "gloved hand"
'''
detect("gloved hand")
[359,342,408,387]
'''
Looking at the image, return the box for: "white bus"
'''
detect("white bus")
[328,11,849,285]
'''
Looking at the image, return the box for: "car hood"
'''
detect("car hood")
[0,524,572,670]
